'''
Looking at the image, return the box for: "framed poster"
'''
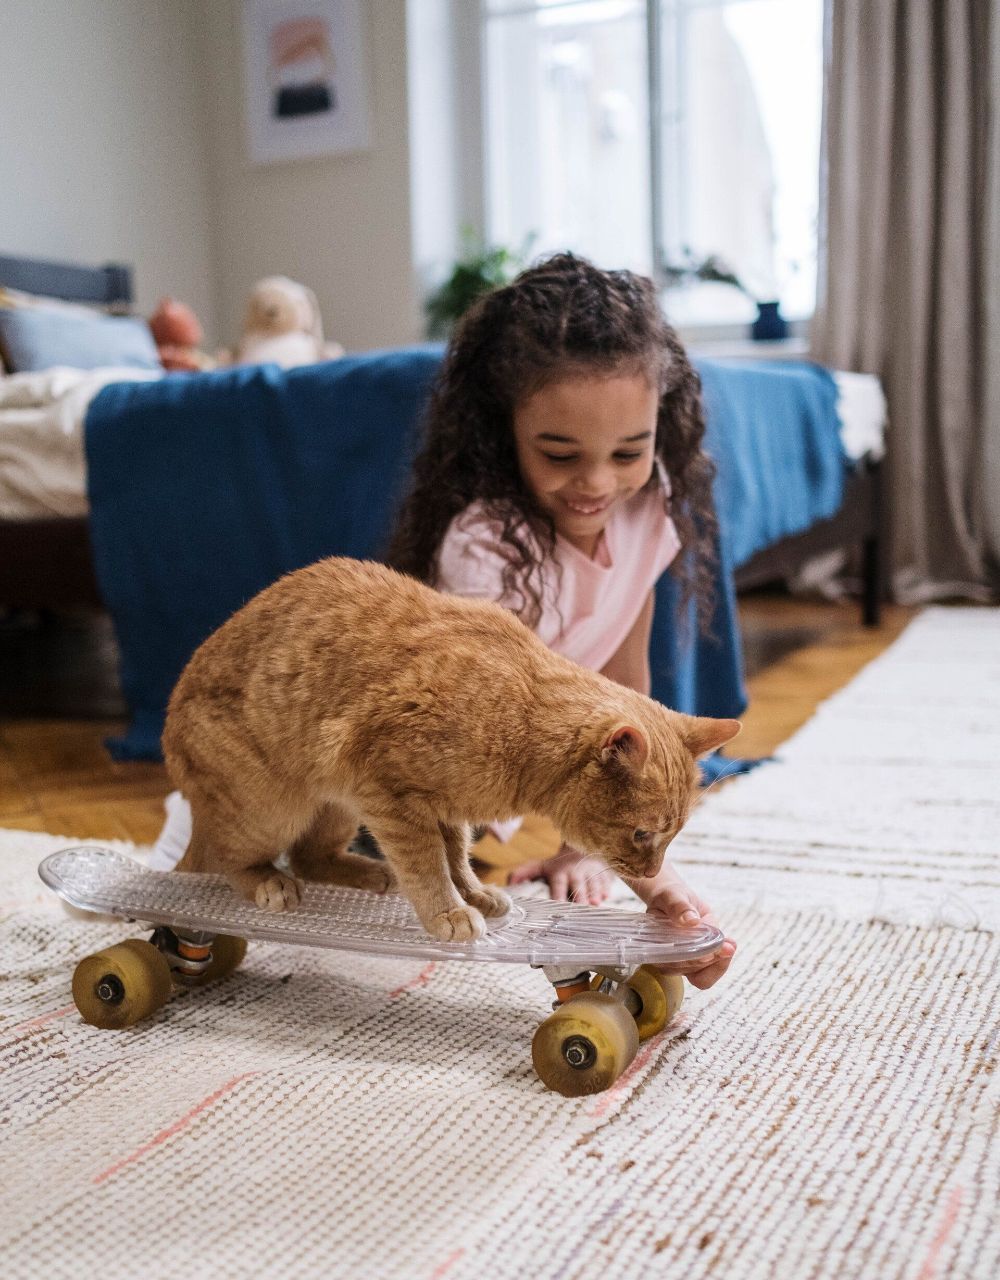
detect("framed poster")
[242,0,371,164]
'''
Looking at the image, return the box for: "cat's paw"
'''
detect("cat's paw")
[255,872,302,913]
[462,884,512,919]
[428,905,486,942]
[357,861,396,895]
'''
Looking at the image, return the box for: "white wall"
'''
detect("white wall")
[0,0,217,338]
[195,0,421,353]
[0,0,419,354]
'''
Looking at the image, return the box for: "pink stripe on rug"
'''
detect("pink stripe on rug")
[915,1185,963,1280]
[389,961,437,999]
[93,1073,261,1185]
[8,1005,75,1036]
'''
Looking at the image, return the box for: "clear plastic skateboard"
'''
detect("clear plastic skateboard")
[40,846,724,1096]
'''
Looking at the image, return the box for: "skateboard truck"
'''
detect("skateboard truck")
[538,962,638,1009]
[150,926,217,982]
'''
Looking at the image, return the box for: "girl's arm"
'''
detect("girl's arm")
[600,589,654,694]
[509,591,656,906]
[602,590,737,988]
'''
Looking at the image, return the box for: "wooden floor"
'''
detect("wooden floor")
[0,594,915,846]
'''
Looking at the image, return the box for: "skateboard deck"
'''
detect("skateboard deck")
[39,846,724,967]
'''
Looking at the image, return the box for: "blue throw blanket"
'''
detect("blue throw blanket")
[699,360,845,567]
[84,349,842,764]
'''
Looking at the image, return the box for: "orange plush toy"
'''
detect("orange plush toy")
[148,298,215,372]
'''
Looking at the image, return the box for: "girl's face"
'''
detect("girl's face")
[512,371,659,557]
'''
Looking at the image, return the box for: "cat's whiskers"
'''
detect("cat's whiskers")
[694,757,745,802]
[567,860,616,905]
[685,763,743,831]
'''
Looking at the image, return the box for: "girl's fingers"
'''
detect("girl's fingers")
[683,949,735,990]
[511,846,616,905]
[548,870,569,902]
[508,860,545,884]
[654,939,737,987]
[571,866,612,905]
[650,882,702,926]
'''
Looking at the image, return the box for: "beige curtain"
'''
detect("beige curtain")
[985,0,1000,576]
[811,0,999,602]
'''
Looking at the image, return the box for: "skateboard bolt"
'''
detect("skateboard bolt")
[96,974,126,1005]
[563,1035,596,1071]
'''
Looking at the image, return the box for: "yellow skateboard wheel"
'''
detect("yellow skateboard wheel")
[184,935,248,986]
[72,939,173,1029]
[592,965,685,1041]
[532,992,639,1097]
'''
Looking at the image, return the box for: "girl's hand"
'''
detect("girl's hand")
[635,865,737,991]
[508,843,615,905]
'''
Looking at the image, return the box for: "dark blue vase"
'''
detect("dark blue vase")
[751,300,789,341]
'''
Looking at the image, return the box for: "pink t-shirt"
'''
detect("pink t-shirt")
[435,469,681,672]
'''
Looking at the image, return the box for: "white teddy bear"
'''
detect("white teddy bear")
[234,275,344,368]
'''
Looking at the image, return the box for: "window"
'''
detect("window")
[484,1,652,276]
[481,0,824,325]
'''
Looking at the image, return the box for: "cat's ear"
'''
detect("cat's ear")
[599,724,649,770]
[679,715,742,758]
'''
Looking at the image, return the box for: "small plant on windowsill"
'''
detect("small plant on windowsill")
[424,233,534,339]
[663,248,790,341]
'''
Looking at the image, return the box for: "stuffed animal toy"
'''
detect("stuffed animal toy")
[148,298,215,372]
[234,275,344,368]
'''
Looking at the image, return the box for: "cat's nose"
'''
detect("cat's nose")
[643,854,662,878]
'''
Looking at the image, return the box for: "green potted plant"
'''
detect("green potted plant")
[424,233,534,338]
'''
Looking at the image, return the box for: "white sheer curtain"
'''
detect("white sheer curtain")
[811,0,999,602]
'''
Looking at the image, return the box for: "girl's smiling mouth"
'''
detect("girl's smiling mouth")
[562,495,617,516]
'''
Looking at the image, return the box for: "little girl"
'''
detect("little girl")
[386,253,735,991]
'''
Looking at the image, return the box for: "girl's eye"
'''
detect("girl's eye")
[541,452,644,464]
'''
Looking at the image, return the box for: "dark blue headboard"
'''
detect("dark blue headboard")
[0,253,132,308]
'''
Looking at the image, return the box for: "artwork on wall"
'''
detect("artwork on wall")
[242,0,371,164]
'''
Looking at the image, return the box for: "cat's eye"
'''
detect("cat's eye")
[633,829,651,844]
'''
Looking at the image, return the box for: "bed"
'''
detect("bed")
[0,252,887,762]
[726,365,886,625]
[0,254,144,609]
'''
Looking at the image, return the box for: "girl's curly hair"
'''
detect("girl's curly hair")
[386,253,717,632]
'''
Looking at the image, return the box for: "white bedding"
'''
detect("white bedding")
[0,366,161,519]
[832,370,887,461]
[0,366,887,521]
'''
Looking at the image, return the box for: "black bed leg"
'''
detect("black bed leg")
[861,456,885,628]
[862,535,881,627]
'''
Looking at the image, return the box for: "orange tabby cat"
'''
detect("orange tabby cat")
[163,557,740,942]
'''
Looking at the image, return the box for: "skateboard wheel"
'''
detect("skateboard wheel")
[72,939,172,1029]
[592,966,685,1041]
[183,935,248,986]
[532,992,639,1097]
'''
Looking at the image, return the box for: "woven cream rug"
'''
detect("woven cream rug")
[675,606,1000,931]
[2,607,998,1279]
